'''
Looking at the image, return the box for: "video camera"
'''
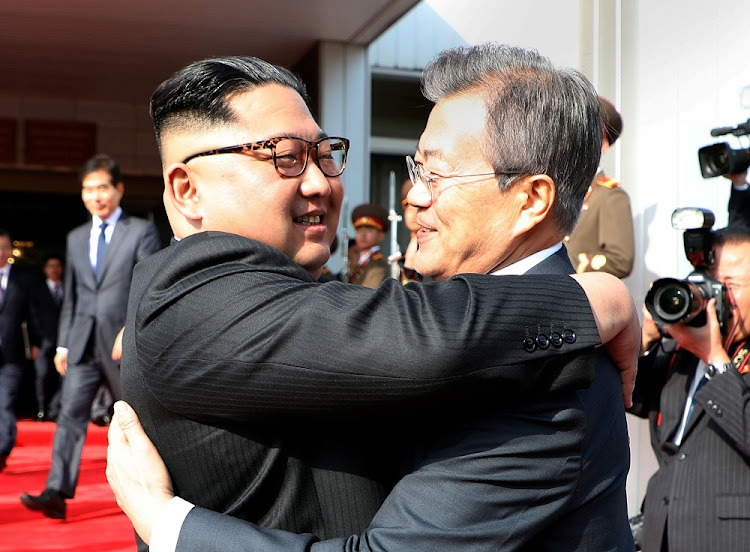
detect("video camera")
[698,119,750,178]
[645,208,729,334]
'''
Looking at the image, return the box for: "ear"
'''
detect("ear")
[512,174,555,235]
[165,163,202,221]
[115,181,125,196]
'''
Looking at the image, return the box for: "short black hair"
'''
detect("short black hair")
[713,225,750,247]
[150,56,309,155]
[79,154,121,184]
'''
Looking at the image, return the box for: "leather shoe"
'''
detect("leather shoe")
[91,414,111,427]
[20,489,67,519]
[0,455,7,472]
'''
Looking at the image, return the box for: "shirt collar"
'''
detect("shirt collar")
[92,206,123,228]
[490,242,562,276]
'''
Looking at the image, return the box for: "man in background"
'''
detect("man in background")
[630,226,750,551]
[349,202,389,288]
[33,254,64,422]
[566,96,634,278]
[21,154,161,519]
[0,228,39,472]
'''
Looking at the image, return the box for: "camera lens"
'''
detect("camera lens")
[654,285,689,320]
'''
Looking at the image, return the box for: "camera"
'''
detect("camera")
[698,119,750,178]
[645,208,729,333]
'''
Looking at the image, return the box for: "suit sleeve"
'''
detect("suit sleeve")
[132,237,602,423]
[56,234,77,349]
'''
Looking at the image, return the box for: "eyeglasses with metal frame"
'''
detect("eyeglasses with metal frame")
[182,136,350,178]
[405,155,520,202]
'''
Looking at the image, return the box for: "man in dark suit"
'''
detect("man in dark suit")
[20,154,161,519]
[32,254,64,422]
[105,48,637,551]
[0,228,39,472]
[630,226,750,551]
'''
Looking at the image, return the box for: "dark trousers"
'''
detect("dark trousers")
[45,337,120,498]
[0,356,24,456]
[33,344,61,416]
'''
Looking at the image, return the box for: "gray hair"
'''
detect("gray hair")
[421,43,602,234]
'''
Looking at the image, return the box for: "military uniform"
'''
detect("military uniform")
[565,172,635,279]
[349,203,390,288]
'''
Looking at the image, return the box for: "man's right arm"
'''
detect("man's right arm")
[133,245,631,423]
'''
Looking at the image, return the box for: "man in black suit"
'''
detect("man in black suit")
[20,154,161,519]
[630,226,750,551]
[106,48,637,551]
[32,254,64,422]
[0,228,39,472]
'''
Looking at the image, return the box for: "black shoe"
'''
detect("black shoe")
[36,410,45,422]
[0,455,7,472]
[91,415,111,427]
[20,489,67,519]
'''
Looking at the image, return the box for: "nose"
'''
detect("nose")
[407,178,432,208]
[298,160,332,198]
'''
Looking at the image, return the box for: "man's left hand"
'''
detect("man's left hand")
[664,298,730,365]
[106,401,175,545]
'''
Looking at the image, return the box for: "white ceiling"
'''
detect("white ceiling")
[0,0,419,104]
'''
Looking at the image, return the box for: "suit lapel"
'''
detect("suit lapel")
[97,212,129,283]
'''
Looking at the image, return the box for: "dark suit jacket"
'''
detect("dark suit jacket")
[630,345,750,551]
[58,212,160,381]
[33,281,61,349]
[0,265,39,363]
[120,234,620,551]
[174,247,633,552]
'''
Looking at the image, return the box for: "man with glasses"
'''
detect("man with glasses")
[107,51,638,550]
[630,227,750,551]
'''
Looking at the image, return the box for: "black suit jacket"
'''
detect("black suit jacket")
[58,212,160,375]
[173,246,633,551]
[33,281,61,349]
[120,234,617,550]
[630,345,750,551]
[0,265,39,363]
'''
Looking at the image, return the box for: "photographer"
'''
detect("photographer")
[630,226,750,551]
[726,171,750,228]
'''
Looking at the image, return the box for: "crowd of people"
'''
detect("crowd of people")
[0,40,748,552]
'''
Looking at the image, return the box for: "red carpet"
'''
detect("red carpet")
[0,420,136,551]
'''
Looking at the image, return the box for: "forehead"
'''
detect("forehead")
[418,91,488,166]
[714,241,750,276]
[163,84,322,163]
[227,84,321,139]
[81,169,114,187]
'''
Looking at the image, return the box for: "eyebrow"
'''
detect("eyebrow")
[260,131,329,141]
[415,143,445,162]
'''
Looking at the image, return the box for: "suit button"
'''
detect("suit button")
[550,332,563,347]
[663,497,670,505]
[523,337,537,353]
[561,329,576,344]
[536,334,550,349]
[677,453,687,461]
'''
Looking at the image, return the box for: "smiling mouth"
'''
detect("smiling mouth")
[295,215,322,226]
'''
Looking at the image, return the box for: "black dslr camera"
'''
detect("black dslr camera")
[645,208,729,334]
[698,119,750,178]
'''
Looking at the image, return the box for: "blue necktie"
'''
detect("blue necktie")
[95,222,108,278]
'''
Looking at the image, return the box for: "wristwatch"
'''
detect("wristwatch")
[705,362,732,379]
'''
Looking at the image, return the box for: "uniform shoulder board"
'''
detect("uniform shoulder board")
[595,175,620,189]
